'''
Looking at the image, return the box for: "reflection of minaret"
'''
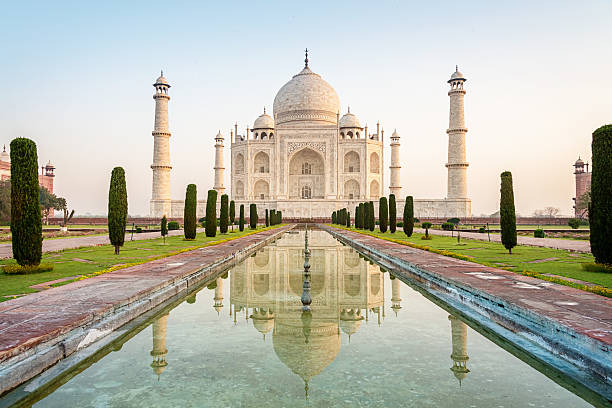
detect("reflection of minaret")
[251,307,274,340]
[339,308,363,343]
[448,315,470,385]
[213,277,223,314]
[150,314,169,379]
[390,276,402,316]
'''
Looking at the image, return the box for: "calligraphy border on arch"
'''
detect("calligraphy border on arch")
[287,142,326,156]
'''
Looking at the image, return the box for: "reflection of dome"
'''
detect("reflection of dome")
[273,66,340,125]
[251,308,274,338]
[272,319,340,385]
[339,109,361,129]
[340,309,364,339]
[253,109,274,129]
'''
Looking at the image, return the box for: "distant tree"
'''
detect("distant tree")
[332,211,337,224]
[184,184,197,239]
[0,180,10,224]
[55,197,75,229]
[39,187,60,225]
[389,194,397,233]
[403,196,414,237]
[368,201,375,232]
[500,171,517,254]
[161,215,168,244]
[575,189,590,219]
[10,138,43,265]
[250,204,258,229]
[107,166,128,255]
[589,125,612,264]
[543,207,560,218]
[205,189,217,237]
[265,209,269,227]
[379,197,388,233]
[567,218,581,229]
[239,204,245,231]
[219,194,229,233]
[229,200,236,231]
[346,211,351,228]
[447,217,460,225]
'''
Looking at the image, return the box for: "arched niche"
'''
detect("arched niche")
[254,179,269,200]
[235,153,245,174]
[288,148,325,199]
[344,151,360,173]
[254,151,270,173]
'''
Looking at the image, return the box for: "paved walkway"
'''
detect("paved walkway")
[0,228,203,259]
[419,228,591,253]
[0,225,292,393]
[325,226,611,351]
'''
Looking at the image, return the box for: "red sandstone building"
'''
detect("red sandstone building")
[0,145,56,214]
[573,157,591,218]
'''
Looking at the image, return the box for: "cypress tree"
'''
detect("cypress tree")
[239,204,245,231]
[500,171,517,254]
[589,125,612,264]
[355,206,359,228]
[346,211,351,228]
[229,200,235,231]
[184,184,197,239]
[362,203,368,230]
[205,189,217,237]
[250,204,258,229]
[368,201,375,232]
[403,196,414,237]
[332,211,337,224]
[161,215,168,244]
[10,138,43,265]
[278,211,282,224]
[379,197,388,233]
[270,209,276,225]
[265,209,269,227]
[359,203,365,229]
[107,166,128,255]
[219,194,229,233]
[389,194,397,233]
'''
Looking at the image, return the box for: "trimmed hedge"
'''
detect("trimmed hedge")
[368,201,375,232]
[229,200,236,230]
[108,167,128,255]
[379,197,388,233]
[589,125,612,264]
[10,138,43,265]
[184,184,197,239]
[534,229,545,238]
[161,215,168,242]
[265,209,269,227]
[403,196,414,237]
[500,171,517,254]
[389,194,397,233]
[250,204,258,229]
[239,204,245,231]
[219,194,229,233]
[205,190,217,237]
[3,263,54,275]
[332,211,337,224]
[441,222,454,231]
[168,221,179,230]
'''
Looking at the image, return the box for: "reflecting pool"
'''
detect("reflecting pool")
[17,230,596,407]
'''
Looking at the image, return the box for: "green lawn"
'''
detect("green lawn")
[338,227,610,288]
[0,226,276,301]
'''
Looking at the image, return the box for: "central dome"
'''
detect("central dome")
[273,66,340,125]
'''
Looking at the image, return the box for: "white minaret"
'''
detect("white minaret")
[150,71,172,217]
[446,66,469,199]
[389,129,401,198]
[214,131,225,195]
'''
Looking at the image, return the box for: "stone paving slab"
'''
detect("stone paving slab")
[419,228,591,253]
[0,225,292,393]
[0,228,203,260]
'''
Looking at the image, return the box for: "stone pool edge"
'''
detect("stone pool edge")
[320,224,611,400]
[0,224,295,396]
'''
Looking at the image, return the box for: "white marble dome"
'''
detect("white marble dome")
[339,110,361,129]
[450,67,465,81]
[253,110,274,129]
[273,66,340,125]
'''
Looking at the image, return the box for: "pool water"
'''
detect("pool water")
[19,230,595,407]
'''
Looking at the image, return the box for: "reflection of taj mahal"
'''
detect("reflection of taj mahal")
[149,52,472,218]
[148,231,471,389]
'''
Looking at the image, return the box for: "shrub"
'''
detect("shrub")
[478,226,486,233]
[589,125,612,264]
[396,221,403,227]
[534,229,545,238]
[136,226,143,233]
[239,204,245,231]
[421,235,433,241]
[403,196,414,237]
[168,221,179,230]
[447,217,460,225]
[441,222,455,231]
[332,211,337,224]
[229,200,236,230]
[500,171,517,254]
[567,218,581,229]
[108,167,128,255]
[219,194,229,233]
[582,263,612,273]
[10,138,43,265]
[389,194,397,233]
[414,217,420,223]
[161,215,168,243]
[3,263,54,275]
[422,222,432,238]
[205,190,217,237]
[379,197,388,233]
[184,184,197,239]
[250,204,258,229]
[265,209,269,227]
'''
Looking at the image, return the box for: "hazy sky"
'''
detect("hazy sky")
[1,1,609,216]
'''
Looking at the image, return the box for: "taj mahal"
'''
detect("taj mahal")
[149,52,471,219]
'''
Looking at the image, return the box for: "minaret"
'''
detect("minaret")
[214,131,225,195]
[213,277,224,314]
[390,276,402,316]
[150,71,172,217]
[448,314,470,385]
[150,314,169,379]
[389,129,401,198]
[446,66,469,199]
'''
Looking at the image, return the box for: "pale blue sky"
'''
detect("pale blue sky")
[1,1,609,216]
